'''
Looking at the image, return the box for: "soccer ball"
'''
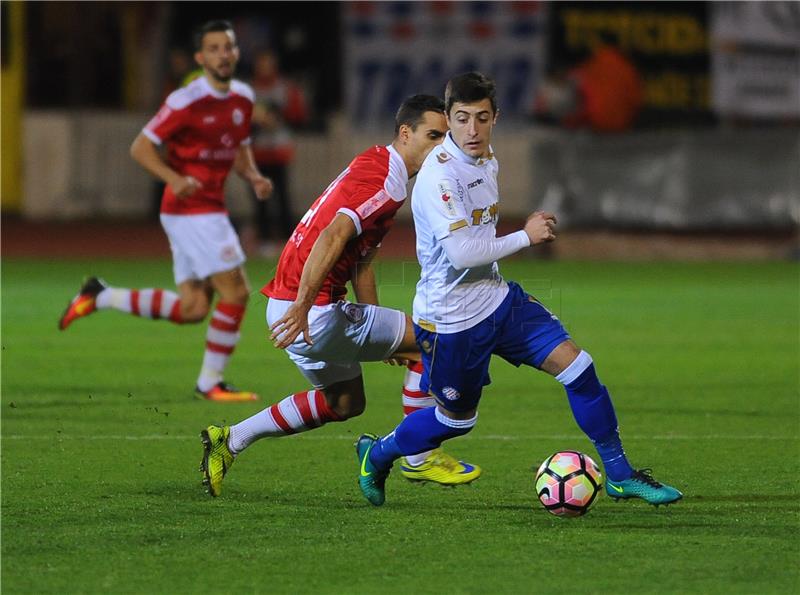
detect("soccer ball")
[535,450,602,517]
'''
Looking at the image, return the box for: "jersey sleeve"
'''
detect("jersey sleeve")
[415,168,470,240]
[143,102,188,145]
[336,187,398,236]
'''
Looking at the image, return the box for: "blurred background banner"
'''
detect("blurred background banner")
[2,0,798,255]
[343,1,548,128]
[711,1,800,119]
[547,1,711,127]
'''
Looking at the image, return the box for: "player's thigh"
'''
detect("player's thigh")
[494,281,571,370]
[160,213,246,284]
[415,323,494,414]
[266,299,406,364]
[209,266,251,303]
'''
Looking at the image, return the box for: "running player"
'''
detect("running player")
[58,20,272,402]
[356,72,683,507]
[199,95,481,496]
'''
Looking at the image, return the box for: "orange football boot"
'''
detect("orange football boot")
[196,382,259,402]
[59,277,107,330]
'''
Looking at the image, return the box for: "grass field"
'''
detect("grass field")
[2,258,798,594]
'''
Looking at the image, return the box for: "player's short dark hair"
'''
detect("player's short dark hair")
[394,94,445,136]
[445,72,497,115]
[194,20,235,51]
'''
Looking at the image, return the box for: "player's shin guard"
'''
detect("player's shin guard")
[369,407,477,471]
[557,350,634,482]
[228,389,341,453]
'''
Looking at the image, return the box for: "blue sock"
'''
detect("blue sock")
[557,351,634,482]
[369,407,476,470]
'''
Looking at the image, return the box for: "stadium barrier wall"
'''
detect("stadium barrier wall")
[22,110,800,229]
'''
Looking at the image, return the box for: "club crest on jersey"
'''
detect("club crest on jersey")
[442,386,460,401]
[232,108,244,125]
[420,340,433,354]
[220,245,239,262]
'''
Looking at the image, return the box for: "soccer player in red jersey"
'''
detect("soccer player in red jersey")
[58,21,272,403]
[199,95,481,495]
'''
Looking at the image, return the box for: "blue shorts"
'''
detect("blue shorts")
[415,282,570,413]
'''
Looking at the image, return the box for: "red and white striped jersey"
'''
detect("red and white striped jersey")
[263,144,408,305]
[143,75,253,215]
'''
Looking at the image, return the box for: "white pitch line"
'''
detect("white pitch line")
[1,434,797,441]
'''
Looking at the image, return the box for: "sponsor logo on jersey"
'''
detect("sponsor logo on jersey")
[356,190,391,219]
[442,386,460,401]
[203,115,216,124]
[232,108,244,125]
[470,202,499,226]
[467,178,484,189]
[220,133,235,148]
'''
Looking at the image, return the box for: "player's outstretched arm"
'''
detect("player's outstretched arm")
[130,133,201,198]
[440,210,557,270]
[270,214,358,349]
[234,144,273,200]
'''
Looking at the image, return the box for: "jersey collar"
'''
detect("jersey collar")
[443,132,494,166]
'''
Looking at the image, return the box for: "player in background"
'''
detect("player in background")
[199,95,481,496]
[356,72,683,507]
[58,21,273,402]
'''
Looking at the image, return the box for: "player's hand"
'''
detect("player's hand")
[170,175,203,198]
[383,357,410,366]
[524,211,557,245]
[251,175,274,201]
[270,302,312,349]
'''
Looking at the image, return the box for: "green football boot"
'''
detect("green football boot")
[355,433,390,506]
[199,425,235,497]
[606,469,683,506]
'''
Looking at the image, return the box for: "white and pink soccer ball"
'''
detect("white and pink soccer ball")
[535,450,602,517]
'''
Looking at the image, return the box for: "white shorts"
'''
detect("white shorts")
[160,213,245,285]
[266,298,406,389]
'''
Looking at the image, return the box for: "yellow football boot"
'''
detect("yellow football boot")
[199,425,235,497]
[400,449,481,485]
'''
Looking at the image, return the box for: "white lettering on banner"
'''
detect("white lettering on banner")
[344,2,548,127]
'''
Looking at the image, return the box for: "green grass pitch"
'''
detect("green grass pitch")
[2,257,798,593]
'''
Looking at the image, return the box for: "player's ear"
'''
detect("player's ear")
[399,123,411,143]
[493,108,500,125]
[194,51,204,67]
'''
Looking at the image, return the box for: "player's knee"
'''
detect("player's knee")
[180,302,209,323]
[221,287,250,306]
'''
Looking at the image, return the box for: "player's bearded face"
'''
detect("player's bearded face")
[197,31,239,83]
[447,99,497,159]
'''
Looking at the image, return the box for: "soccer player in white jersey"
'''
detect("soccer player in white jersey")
[58,21,273,402]
[198,95,480,497]
[357,72,682,507]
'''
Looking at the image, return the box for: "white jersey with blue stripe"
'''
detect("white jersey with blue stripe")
[411,132,509,334]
